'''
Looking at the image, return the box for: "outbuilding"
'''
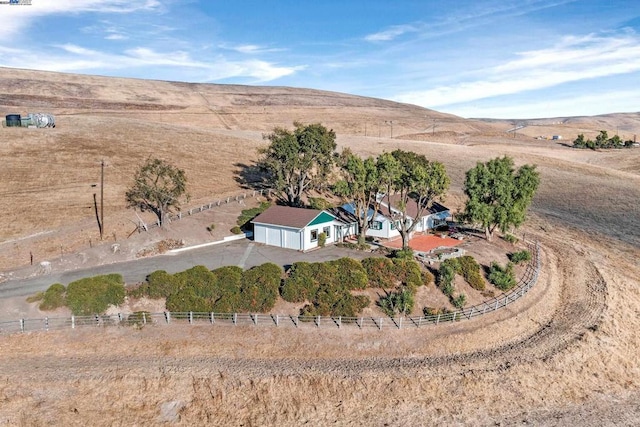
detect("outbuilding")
[251,205,354,251]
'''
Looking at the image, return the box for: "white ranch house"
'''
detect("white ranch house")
[341,195,450,240]
[251,205,357,251]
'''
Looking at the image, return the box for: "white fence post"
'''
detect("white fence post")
[210,312,214,324]
[71,315,75,329]
[143,312,147,325]
[20,319,25,333]
[189,311,193,324]
[166,311,171,324]
[233,313,237,325]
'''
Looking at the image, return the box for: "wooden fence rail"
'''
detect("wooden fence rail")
[0,242,540,335]
[140,188,273,231]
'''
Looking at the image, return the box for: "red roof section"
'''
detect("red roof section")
[251,205,324,229]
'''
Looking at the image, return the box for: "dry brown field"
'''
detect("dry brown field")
[1,68,640,425]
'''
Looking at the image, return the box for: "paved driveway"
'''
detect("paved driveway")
[0,240,377,299]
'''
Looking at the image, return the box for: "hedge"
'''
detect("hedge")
[239,263,282,313]
[361,257,395,288]
[39,283,66,311]
[280,262,322,303]
[327,258,368,290]
[65,274,125,315]
[392,258,423,292]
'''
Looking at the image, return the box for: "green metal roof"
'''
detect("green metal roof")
[308,211,336,227]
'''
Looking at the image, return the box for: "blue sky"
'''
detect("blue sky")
[0,0,638,119]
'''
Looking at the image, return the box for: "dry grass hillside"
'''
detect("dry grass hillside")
[1,68,640,425]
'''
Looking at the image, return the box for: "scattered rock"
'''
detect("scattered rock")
[158,400,184,423]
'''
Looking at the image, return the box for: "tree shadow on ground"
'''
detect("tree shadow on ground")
[233,162,268,190]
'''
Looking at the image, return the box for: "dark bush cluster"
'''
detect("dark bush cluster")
[123,254,431,317]
[39,283,67,311]
[377,288,414,317]
[457,256,486,291]
[502,233,519,244]
[437,260,457,297]
[63,274,125,316]
[573,131,635,150]
[509,250,532,264]
[137,263,282,313]
[360,256,427,291]
[391,258,424,292]
[281,260,370,317]
[361,257,395,288]
[488,262,516,291]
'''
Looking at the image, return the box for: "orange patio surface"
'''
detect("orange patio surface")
[384,234,463,252]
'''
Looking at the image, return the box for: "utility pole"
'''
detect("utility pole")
[100,159,104,240]
[385,120,394,138]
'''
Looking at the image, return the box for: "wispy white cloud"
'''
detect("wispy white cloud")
[394,32,640,108]
[0,0,162,38]
[364,1,577,42]
[219,44,286,54]
[364,24,419,42]
[0,43,305,83]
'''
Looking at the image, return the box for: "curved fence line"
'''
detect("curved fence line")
[0,242,540,335]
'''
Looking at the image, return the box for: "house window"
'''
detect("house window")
[323,226,330,238]
[370,221,383,230]
[310,229,318,242]
[390,221,397,230]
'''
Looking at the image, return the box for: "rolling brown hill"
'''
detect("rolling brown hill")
[0,68,640,425]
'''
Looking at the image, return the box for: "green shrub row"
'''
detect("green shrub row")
[281,259,371,317]
[361,256,429,290]
[573,131,635,150]
[39,283,66,311]
[155,263,283,313]
[38,274,126,316]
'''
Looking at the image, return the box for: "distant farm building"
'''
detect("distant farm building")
[551,135,562,140]
[2,113,55,128]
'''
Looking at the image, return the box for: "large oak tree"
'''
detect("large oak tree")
[333,149,383,244]
[125,157,189,227]
[380,150,450,250]
[463,156,539,240]
[258,122,337,207]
